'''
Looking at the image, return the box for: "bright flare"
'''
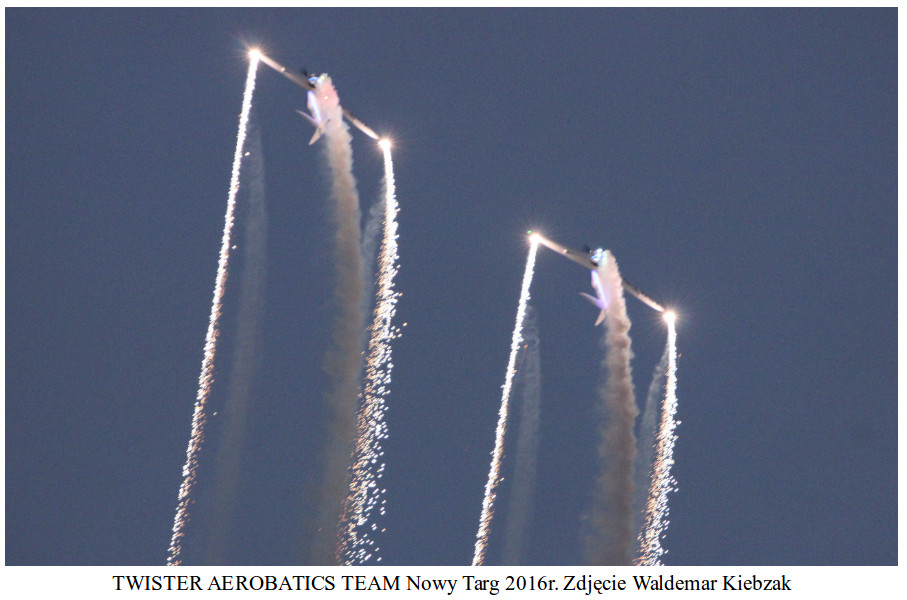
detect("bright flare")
[472,237,540,566]
[167,51,260,566]
[378,138,391,151]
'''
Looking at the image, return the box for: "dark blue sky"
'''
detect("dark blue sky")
[6,8,897,566]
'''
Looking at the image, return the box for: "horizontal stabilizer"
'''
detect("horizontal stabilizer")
[579,292,604,309]
[295,109,318,127]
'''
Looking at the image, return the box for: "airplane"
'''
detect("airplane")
[530,231,665,321]
[295,75,380,144]
[258,54,379,143]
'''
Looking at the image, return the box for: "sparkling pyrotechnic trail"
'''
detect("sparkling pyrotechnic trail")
[472,235,540,566]
[636,311,679,566]
[167,50,260,566]
[342,139,400,564]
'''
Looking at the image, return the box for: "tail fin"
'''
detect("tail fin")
[579,292,607,326]
[307,128,323,145]
[295,110,324,144]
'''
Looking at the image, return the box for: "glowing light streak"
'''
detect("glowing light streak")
[167,51,260,565]
[636,312,679,566]
[342,141,401,565]
[472,237,540,566]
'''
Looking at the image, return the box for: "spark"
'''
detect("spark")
[167,50,260,566]
[472,236,540,566]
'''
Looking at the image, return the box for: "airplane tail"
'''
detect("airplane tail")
[579,292,607,326]
[594,309,606,326]
[295,110,324,144]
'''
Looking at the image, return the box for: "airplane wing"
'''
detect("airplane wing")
[620,277,665,312]
[532,233,598,269]
[342,108,380,141]
[258,53,315,90]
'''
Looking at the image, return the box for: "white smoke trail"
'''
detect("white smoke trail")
[636,314,679,566]
[472,238,540,566]
[502,304,542,565]
[633,342,669,547]
[204,114,267,565]
[342,141,400,565]
[311,75,366,565]
[583,251,639,566]
[167,52,260,566]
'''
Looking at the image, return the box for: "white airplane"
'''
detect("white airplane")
[257,54,379,143]
[530,231,665,323]
[294,74,379,144]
